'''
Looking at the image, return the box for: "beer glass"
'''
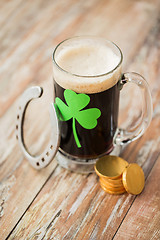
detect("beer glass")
[16,37,152,173]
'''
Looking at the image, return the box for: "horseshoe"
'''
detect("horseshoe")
[16,86,60,169]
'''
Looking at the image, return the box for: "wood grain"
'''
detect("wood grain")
[7,92,160,240]
[114,155,160,240]
[0,0,160,239]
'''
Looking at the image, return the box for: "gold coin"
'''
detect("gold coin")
[122,163,145,195]
[104,177,123,185]
[100,177,124,189]
[95,155,128,179]
[100,183,126,195]
[100,179,125,192]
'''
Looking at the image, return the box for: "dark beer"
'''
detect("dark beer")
[54,81,120,159]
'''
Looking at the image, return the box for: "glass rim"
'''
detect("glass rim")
[52,36,123,78]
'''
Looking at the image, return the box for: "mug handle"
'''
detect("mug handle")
[114,72,153,146]
[16,86,60,169]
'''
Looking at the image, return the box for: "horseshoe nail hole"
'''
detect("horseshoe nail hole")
[36,162,40,166]
[17,115,19,120]
[16,125,18,130]
[42,158,45,162]
[50,145,53,150]
[46,152,49,156]
[19,106,21,110]
[16,135,18,140]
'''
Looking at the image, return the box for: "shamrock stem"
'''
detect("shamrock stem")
[72,118,81,148]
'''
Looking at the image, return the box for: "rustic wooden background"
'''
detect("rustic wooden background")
[0,0,160,239]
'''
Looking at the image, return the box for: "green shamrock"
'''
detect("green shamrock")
[55,89,101,148]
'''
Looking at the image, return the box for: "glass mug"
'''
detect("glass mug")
[16,37,152,173]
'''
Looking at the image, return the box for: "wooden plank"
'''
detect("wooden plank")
[55,0,160,64]
[0,0,99,116]
[0,0,22,28]
[6,47,160,239]
[0,0,159,239]
[0,0,158,183]
[0,0,159,116]
[7,109,160,239]
[114,155,160,240]
[0,0,158,185]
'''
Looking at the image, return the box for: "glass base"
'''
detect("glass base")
[55,145,123,174]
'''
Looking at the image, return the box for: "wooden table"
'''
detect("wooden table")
[0,0,160,239]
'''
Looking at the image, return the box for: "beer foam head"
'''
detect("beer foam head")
[53,37,122,93]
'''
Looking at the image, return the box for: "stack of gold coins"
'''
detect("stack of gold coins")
[94,155,145,195]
